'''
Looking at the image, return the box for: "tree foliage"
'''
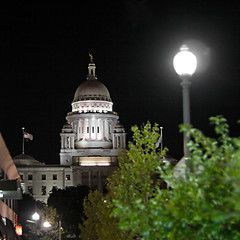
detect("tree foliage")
[37,206,61,240]
[109,122,166,204]
[80,117,240,239]
[48,185,91,239]
[19,198,60,240]
[79,190,133,240]
[111,116,240,239]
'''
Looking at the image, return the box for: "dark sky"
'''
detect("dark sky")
[1,1,240,163]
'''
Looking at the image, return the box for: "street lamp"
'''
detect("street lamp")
[32,212,40,221]
[43,220,62,240]
[43,221,51,228]
[173,45,197,158]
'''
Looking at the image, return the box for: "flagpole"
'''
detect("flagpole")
[22,127,25,154]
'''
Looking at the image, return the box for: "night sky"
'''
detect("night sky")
[1,1,240,163]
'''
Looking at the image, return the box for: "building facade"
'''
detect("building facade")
[0,133,22,239]
[14,59,126,203]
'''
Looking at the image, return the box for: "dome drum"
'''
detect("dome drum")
[72,100,113,113]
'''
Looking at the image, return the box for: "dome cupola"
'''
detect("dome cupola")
[71,55,113,113]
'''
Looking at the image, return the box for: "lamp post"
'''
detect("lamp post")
[173,45,197,158]
[43,220,61,240]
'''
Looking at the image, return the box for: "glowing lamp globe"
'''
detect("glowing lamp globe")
[32,212,40,221]
[43,221,51,228]
[173,45,197,77]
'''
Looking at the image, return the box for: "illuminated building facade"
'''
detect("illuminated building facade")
[60,59,126,189]
[14,58,126,202]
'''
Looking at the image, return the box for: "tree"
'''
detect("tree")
[111,116,240,239]
[79,190,133,240]
[109,122,166,203]
[108,122,167,239]
[18,194,60,240]
[48,185,91,239]
[37,206,61,240]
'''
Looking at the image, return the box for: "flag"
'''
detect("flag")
[23,131,33,141]
[155,135,162,149]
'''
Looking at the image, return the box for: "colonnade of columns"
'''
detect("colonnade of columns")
[73,170,108,191]
[112,134,126,149]
[77,118,112,141]
[61,135,75,149]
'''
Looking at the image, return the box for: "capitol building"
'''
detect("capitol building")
[13,58,126,203]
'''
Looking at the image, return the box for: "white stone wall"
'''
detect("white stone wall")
[18,166,72,203]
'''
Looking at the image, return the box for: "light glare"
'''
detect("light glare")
[32,212,40,221]
[43,221,51,228]
[173,45,197,76]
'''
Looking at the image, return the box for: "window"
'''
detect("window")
[53,174,57,180]
[28,186,33,195]
[65,175,70,181]
[52,186,57,192]
[42,174,46,180]
[92,126,94,133]
[97,127,100,133]
[87,127,89,133]
[82,173,88,180]
[28,174,32,181]
[42,186,46,195]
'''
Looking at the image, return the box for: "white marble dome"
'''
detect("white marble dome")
[73,78,111,102]
[71,62,113,113]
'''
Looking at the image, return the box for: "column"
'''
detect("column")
[65,137,68,148]
[123,134,126,148]
[104,120,108,140]
[77,121,79,140]
[102,119,105,140]
[84,119,88,140]
[88,171,91,187]
[71,137,74,149]
[98,172,102,192]
[112,135,116,148]
[61,136,64,149]
[99,119,103,140]
[79,172,82,185]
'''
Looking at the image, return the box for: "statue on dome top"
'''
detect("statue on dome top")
[89,53,94,63]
